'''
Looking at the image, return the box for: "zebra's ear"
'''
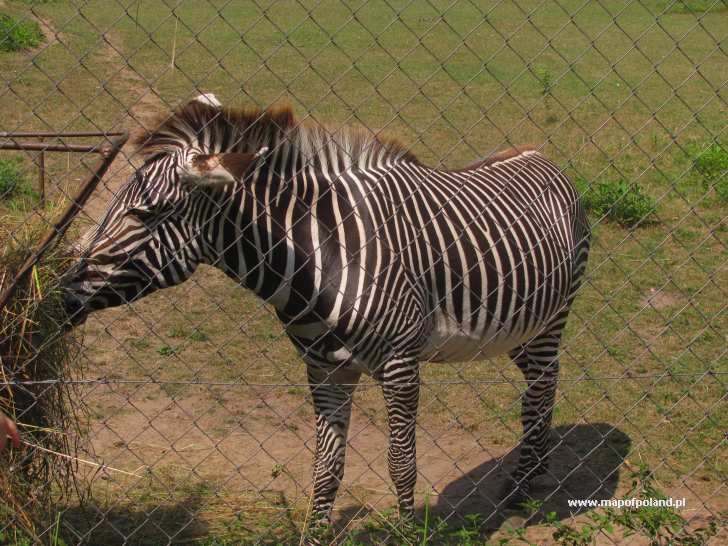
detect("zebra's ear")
[180,152,257,186]
[194,93,221,107]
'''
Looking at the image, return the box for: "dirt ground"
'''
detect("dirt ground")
[72,277,726,544]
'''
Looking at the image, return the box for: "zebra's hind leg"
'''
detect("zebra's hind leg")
[380,359,420,521]
[505,325,563,508]
[307,364,361,526]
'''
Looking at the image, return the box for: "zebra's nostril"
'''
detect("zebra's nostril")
[61,291,88,328]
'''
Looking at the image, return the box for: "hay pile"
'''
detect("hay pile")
[0,210,86,539]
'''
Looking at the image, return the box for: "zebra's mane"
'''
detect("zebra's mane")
[132,98,420,168]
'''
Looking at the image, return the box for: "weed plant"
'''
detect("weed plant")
[0,158,36,201]
[576,178,657,227]
[0,13,43,52]
[690,143,728,202]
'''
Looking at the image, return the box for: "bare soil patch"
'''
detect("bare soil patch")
[641,287,680,311]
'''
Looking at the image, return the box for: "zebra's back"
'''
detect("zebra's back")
[373,150,588,363]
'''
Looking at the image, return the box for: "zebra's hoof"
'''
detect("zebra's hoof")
[303,517,333,546]
[302,528,331,546]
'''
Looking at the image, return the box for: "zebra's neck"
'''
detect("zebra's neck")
[137,102,419,317]
[202,139,413,318]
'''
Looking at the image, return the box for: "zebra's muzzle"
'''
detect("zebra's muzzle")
[61,290,89,329]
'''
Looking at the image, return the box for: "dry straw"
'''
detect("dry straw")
[0,207,87,540]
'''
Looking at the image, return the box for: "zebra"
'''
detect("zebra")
[62,94,590,528]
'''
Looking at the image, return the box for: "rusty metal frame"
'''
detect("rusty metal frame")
[0,131,126,205]
[0,132,125,138]
[0,133,129,314]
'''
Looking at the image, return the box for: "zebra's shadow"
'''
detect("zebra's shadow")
[431,423,631,528]
[338,422,630,541]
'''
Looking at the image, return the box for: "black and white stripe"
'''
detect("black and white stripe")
[63,95,591,525]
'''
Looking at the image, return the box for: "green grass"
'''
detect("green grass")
[0,157,37,209]
[690,142,728,201]
[157,345,178,357]
[662,0,728,13]
[0,157,27,197]
[15,0,61,5]
[577,178,658,227]
[0,0,726,543]
[0,13,43,52]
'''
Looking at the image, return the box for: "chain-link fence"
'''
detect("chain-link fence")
[0,1,726,544]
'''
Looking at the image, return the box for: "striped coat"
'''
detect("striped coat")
[62,95,590,530]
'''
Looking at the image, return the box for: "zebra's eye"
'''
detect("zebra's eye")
[130,206,161,227]
[131,206,154,218]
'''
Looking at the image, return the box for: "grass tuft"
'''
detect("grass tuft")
[576,178,657,227]
[0,13,44,53]
[0,157,37,203]
[157,345,178,356]
[691,142,728,201]
[535,66,558,124]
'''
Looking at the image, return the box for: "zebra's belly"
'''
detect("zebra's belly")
[419,315,543,363]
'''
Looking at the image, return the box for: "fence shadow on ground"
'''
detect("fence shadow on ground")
[53,423,629,545]
[59,485,298,545]
[60,491,213,546]
[338,422,631,543]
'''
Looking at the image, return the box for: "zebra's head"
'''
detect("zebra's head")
[62,93,267,325]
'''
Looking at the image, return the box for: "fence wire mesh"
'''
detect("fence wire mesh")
[0,0,726,544]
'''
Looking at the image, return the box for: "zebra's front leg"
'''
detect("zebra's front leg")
[307,364,360,525]
[380,360,420,520]
[507,332,561,506]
